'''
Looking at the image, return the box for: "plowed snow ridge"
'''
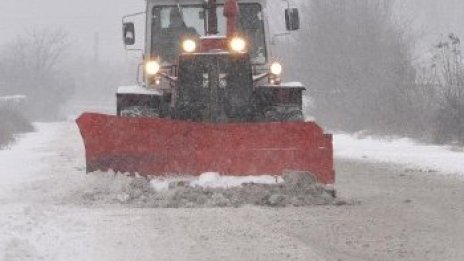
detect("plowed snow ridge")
[335,134,464,175]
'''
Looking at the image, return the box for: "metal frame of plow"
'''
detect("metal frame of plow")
[76,113,335,185]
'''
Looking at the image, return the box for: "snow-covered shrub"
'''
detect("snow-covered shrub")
[0,107,34,147]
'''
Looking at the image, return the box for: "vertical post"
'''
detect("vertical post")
[207,0,218,35]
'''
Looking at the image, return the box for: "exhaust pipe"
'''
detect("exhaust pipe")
[224,0,239,37]
[207,0,239,36]
[207,0,218,35]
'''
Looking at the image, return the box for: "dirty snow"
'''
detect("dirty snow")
[334,134,464,175]
[71,170,335,208]
[151,172,284,192]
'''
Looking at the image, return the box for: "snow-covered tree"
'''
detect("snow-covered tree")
[0,29,74,120]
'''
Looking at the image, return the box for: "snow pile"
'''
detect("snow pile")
[70,171,336,208]
[335,134,464,175]
[63,172,150,205]
[150,172,284,192]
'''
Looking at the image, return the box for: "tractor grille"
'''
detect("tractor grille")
[176,53,254,123]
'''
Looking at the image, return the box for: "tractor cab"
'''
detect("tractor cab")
[150,3,267,65]
[119,0,304,123]
[123,0,300,84]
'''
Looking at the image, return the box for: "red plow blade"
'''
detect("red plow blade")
[76,113,334,185]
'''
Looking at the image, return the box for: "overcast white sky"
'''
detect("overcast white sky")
[0,0,463,61]
[0,0,144,61]
[396,0,464,49]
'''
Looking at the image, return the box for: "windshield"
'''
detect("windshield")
[151,3,267,64]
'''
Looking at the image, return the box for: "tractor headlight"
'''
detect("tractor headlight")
[145,60,160,75]
[270,62,283,76]
[182,39,197,53]
[230,37,246,53]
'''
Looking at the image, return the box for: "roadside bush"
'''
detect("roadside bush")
[426,34,464,144]
[0,108,34,147]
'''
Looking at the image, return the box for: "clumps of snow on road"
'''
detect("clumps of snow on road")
[71,171,336,208]
[334,134,464,176]
[150,172,284,192]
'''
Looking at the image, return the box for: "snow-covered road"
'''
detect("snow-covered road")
[1,121,463,261]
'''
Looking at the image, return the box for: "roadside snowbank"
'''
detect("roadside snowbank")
[334,134,464,175]
[0,123,56,191]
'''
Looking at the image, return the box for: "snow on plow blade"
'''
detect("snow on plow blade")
[76,113,335,185]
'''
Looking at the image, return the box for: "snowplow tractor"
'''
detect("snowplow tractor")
[77,0,335,186]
